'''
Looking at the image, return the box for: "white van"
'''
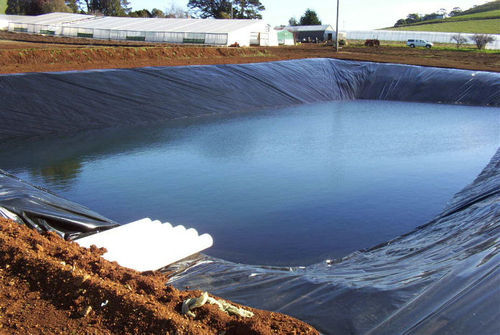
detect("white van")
[407,39,433,48]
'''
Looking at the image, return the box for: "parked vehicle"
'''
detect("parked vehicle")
[407,39,433,48]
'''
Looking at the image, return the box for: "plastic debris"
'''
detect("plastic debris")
[182,292,254,318]
[182,292,209,317]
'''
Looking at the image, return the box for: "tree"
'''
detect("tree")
[129,8,151,17]
[422,13,436,21]
[42,0,71,12]
[66,0,81,12]
[394,18,406,27]
[451,33,467,48]
[288,17,298,26]
[165,3,188,18]
[405,13,421,24]
[88,0,130,16]
[7,0,71,15]
[120,0,129,14]
[233,0,264,19]
[151,8,164,18]
[470,34,495,50]
[187,0,264,19]
[6,0,26,14]
[449,7,462,17]
[299,9,321,25]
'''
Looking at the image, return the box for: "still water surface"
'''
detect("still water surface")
[1,100,498,265]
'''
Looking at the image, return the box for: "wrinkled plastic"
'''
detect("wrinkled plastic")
[169,149,500,334]
[0,169,118,238]
[0,59,499,333]
[0,59,499,140]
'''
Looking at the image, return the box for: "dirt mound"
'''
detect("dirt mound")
[0,218,318,334]
[1,31,499,73]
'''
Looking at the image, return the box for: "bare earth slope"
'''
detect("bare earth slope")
[1,31,499,73]
[0,218,319,334]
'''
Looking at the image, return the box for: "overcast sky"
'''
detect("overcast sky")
[129,0,488,30]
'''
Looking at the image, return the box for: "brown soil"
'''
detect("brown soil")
[1,31,499,73]
[0,218,318,334]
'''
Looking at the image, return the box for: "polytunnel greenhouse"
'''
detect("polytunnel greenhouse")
[3,12,278,46]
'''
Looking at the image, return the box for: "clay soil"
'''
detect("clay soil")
[0,31,499,73]
[0,218,318,334]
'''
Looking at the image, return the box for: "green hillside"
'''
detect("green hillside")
[389,18,500,34]
[386,1,500,34]
[458,0,500,15]
[0,0,7,14]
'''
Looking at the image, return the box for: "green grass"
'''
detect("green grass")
[428,9,499,24]
[389,18,500,34]
[457,0,500,16]
[348,40,500,53]
[0,0,7,14]
[451,9,500,20]
[430,45,499,53]
[383,1,500,33]
[389,9,500,27]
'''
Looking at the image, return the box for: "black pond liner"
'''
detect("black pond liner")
[0,59,499,334]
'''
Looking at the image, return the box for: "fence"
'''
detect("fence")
[7,22,229,46]
[346,30,500,49]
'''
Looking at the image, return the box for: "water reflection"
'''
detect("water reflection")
[29,159,83,191]
[0,100,498,265]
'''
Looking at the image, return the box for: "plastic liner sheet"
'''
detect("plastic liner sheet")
[168,149,500,334]
[0,59,499,333]
[0,169,118,238]
[1,58,499,141]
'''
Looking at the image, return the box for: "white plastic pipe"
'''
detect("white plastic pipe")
[76,218,213,272]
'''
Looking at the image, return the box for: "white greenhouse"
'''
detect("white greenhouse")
[0,14,26,30]
[346,29,500,50]
[3,12,278,46]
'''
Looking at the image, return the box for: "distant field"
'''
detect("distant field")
[0,0,6,14]
[384,2,500,34]
[390,19,500,34]
[403,9,500,26]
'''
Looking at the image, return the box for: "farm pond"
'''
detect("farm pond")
[1,99,498,266]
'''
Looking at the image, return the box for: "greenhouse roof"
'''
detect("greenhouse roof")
[0,15,28,22]
[4,12,95,25]
[66,16,266,34]
[4,12,267,34]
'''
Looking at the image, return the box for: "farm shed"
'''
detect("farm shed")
[5,12,278,46]
[286,24,335,43]
[277,29,294,45]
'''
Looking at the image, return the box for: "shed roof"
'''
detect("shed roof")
[286,25,334,32]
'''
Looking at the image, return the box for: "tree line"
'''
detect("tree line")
[288,9,322,26]
[5,0,266,19]
[393,1,500,27]
[394,8,462,27]
[6,0,132,16]
[6,0,326,26]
